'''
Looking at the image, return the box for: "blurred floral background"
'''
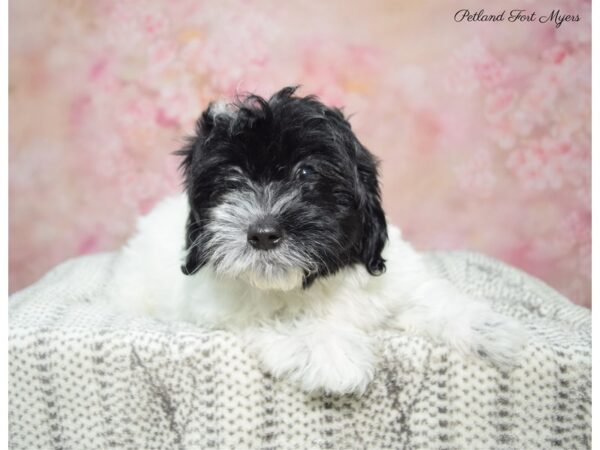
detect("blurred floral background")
[9,0,591,306]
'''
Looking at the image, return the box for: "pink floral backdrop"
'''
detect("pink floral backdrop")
[9,0,591,307]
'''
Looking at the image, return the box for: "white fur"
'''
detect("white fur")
[107,194,527,395]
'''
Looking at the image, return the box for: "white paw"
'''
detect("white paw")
[248,325,376,395]
[469,312,528,368]
[439,305,528,368]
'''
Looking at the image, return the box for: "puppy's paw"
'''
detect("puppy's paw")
[250,326,375,395]
[437,305,528,370]
[469,312,528,368]
[292,336,376,395]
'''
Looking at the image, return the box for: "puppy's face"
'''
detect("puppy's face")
[178,87,387,291]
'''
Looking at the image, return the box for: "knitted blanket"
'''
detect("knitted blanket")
[9,251,591,450]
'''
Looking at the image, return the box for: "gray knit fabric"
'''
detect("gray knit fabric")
[9,251,591,450]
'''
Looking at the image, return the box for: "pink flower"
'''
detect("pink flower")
[141,13,168,36]
[77,234,100,255]
[454,149,497,197]
[558,210,591,247]
[484,88,515,123]
[542,45,568,64]
[444,39,511,94]
[505,138,586,192]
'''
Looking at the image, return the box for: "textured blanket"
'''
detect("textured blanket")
[9,251,591,449]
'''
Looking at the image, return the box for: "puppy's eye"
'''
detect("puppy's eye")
[296,166,315,180]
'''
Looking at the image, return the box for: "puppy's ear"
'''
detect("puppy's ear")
[181,211,208,275]
[175,102,221,179]
[355,144,388,275]
[175,103,224,276]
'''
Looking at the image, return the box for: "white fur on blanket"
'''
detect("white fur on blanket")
[9,251,591,449]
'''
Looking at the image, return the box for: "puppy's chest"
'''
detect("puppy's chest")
[240,290,323,322]
[181,264,384,327]
[243,283,375,324]
[199,288,346,326]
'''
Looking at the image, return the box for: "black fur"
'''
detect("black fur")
[176,86,387,286]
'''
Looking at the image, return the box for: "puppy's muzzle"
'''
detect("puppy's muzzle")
[247,218,283,251]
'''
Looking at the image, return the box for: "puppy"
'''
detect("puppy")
[109,86,526,395]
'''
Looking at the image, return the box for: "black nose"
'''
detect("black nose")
[247,221,283,250]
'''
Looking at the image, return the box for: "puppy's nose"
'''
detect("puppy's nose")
[247,221,283,250]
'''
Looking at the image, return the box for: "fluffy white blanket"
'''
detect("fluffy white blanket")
[9,251,591,449]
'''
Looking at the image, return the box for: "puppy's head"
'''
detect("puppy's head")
[177,86,387,290]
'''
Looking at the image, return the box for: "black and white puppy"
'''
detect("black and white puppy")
[109,87,526,394]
